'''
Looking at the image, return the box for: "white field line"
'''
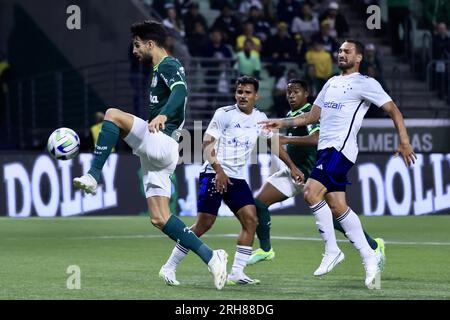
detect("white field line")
[70,233,450,246]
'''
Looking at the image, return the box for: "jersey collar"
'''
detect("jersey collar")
[287,103,310,117]
[153,56,169,71]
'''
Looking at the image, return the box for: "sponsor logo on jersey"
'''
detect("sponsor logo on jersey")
[150,95,159,104]
[323,101,345,110]
[234,123,241,128]
[316,164,323,170]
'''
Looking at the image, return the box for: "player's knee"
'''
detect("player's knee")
[104,108,122,123]
[244,214,258,231]
[303,187,317,206]
[150,216,165,229]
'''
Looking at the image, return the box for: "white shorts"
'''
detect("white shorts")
[124,116,179,198]
[266,167,304,198]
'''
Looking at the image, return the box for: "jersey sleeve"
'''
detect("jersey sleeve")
[302,105,320,135]
[205,109,228,139]
[361,77,392,107]
[258,112,273,139]
[158,62,187,91]
[313,77,333,108]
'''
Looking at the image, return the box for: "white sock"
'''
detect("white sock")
[310,200,340,254]
[164,242,189,270]
[231,245,252,275]
[337,207,374,260]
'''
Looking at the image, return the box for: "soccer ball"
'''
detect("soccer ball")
[47,127,80,160]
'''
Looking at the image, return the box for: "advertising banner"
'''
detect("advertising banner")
[1,152,449,217]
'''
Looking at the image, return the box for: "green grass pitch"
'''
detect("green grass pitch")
[1,215,449,300]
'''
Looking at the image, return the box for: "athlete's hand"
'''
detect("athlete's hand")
[148,115,168,133]
[258,118,284,131]
[290,166,304,185]
[215,171,233,194]
[395,142,417,167]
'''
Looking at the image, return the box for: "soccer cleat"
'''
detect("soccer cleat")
[208,249,228,290]
[73,174,98,195]
[313,250,345,276]
[226,272,261,286]
[159,266,180,286]
[375,238,386,272]
[247,248,275,265]
[364,253,381,289]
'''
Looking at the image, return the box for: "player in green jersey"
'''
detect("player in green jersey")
[248,79,385,275]
[73,20,228,290]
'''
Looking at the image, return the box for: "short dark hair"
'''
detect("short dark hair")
[287,79,309,92]
[235,75,259,92]
[344,39,364,56]
[131,20,167,47]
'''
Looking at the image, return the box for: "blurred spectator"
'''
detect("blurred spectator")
[153,0,185,19]
[128,43,150,117]
[432,22,450,98]
[277,0,300,27]
[234,39,261,78]
[305,40,333,86]
[273,68,300,117]
[387,0,410,55]
[211,4,243,46]
[432,22,450,59]
[163,5,186,38]
[319,1,349,38]
[291,2,320,44]
[236,21,262,54]
[264,22,296,63]
[187,21,210,57]
[203,30,234,104]
[210,0,238,10]
[261,0,277,23]
[310,20,340,59]
[246,5,272,43]
[360,43,384,77]
[293,33,308,68]
[166,35,192,68]
[0,51,11,133]
[239,0,263,17]
[183,2,208,39]
[423,0,450,30]
[365,65,389,93]
[304,64,322,101]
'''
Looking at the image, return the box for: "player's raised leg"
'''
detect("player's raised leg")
[303,178,344,276]
[325,192,380,289]
[159,212,217,286]
[248,183,286,265]
[227,204,261,285]
[73,108,134,194]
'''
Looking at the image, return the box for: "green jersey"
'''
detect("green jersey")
[149,56,187,140]
[286,103,320,180]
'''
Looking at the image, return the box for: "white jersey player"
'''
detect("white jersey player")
[159,76,303,286]
[260,40,416,289]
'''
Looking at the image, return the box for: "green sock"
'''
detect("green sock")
[333,218,378,250]
[162,215,213,264]
[255,199,272,252]
[88,120,120,182]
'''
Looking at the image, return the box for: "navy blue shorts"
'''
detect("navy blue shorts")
[197,173,255,216]
[309,148,354,193]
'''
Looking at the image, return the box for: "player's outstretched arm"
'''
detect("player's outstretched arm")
[279,131,319,146]
[203,134,233,193]
[259,105,321,130]
[382,101,417,166]
[267,137,304,184]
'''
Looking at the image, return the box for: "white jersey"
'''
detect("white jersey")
[314,72,392,163]
[202,104,273,178]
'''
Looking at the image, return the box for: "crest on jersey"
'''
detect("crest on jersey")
[151,74,158,87]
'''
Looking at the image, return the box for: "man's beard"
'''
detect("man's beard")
[140,52,152,64]
[338,61,354,70]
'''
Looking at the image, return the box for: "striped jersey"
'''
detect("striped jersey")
[313,72,392,163]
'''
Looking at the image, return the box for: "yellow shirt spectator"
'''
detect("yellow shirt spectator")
[306,44,333,80]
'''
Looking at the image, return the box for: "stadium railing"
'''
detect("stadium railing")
[426,59,450,105]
